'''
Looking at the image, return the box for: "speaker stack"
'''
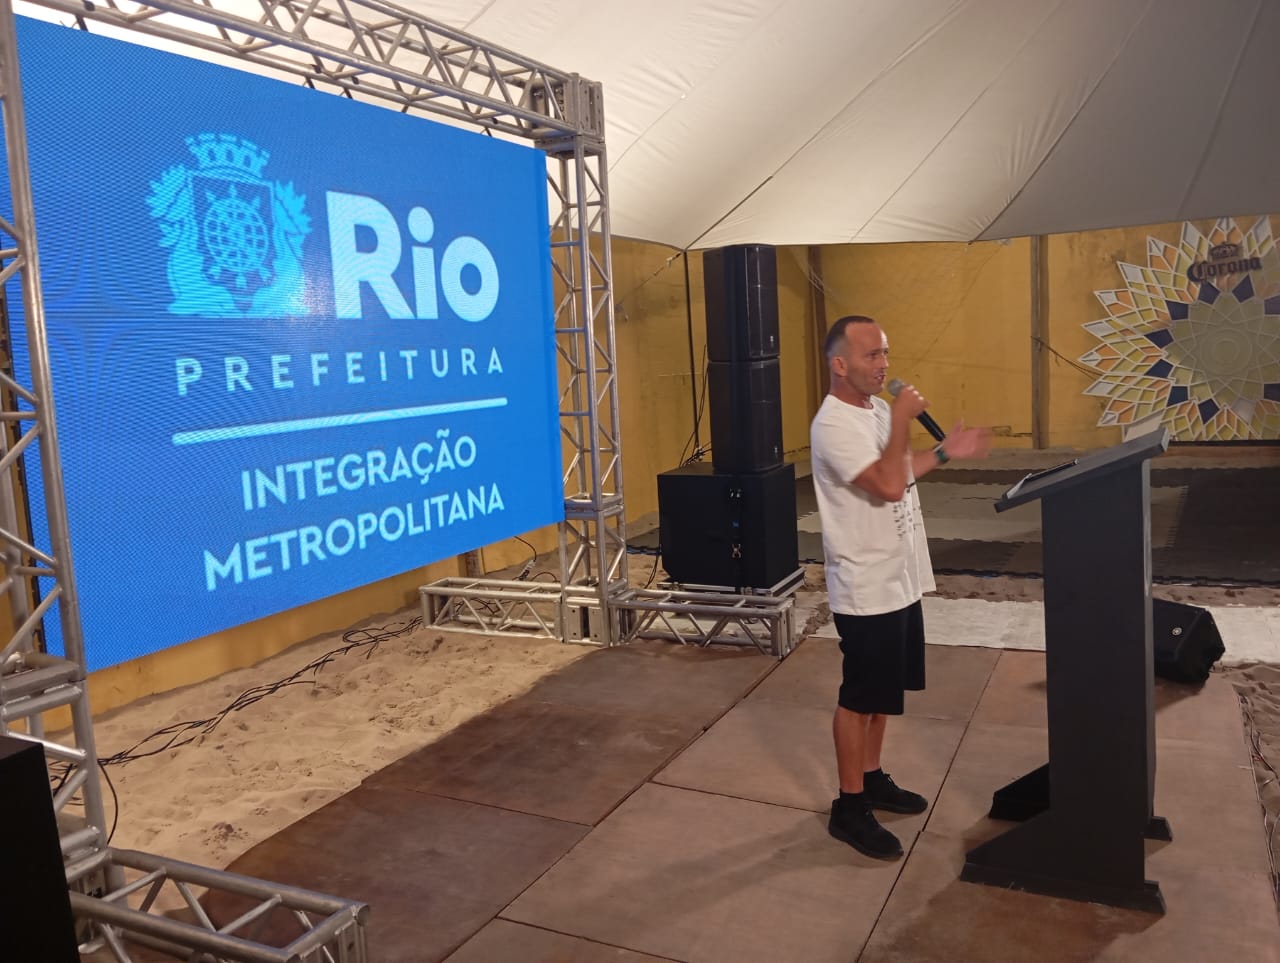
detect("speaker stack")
[657,245,798,591]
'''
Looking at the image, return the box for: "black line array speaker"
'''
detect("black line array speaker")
[703,244,783,475]
[703,244,780,363]
[657,461,798,589]
[1152,598,1225,684]
[0,736,80,961]
[708,358,783,473]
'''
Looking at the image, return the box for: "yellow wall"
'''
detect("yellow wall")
[612,242,706,521]
[776,247,824,456]
[1045,226,1137,449]
[817,239,1035,447]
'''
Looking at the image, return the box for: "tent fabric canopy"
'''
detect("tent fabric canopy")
[415,0,1280,249]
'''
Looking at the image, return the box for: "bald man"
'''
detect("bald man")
[811,314,991,860]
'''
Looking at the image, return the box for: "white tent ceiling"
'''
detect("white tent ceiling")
[406,0,1280,249]
[13,0,1279,249]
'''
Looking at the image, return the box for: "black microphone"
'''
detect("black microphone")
[887,378,946,442]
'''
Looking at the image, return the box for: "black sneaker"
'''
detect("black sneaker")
[862,770,928,815]
[828,797,903,860]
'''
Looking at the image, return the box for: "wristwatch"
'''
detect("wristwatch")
[933,443,950,465]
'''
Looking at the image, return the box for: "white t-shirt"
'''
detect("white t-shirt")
[810,393,935,616]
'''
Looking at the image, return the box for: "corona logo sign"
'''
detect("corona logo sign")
[1186,242,1262,284]
[1079,217,1280,441]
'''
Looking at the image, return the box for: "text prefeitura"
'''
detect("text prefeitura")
[203,433,502,591]
[175,346,503,394]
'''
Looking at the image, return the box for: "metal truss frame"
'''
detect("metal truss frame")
[544,128,630,643]
[615,586,798,658]
[69,848,368,963]
[31,0,601,139]
[0,0,116,905]
[420,572,803,657]
[420,577,563,638]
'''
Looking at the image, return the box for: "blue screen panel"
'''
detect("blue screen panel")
[4,17,563,671]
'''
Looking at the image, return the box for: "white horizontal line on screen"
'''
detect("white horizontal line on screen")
[171,396,509,445]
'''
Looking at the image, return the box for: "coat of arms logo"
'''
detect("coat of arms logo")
[147,133,312,317]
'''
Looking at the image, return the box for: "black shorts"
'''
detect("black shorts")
[835,601,926,716]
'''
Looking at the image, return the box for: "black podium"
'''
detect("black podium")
[960,429,1171,914]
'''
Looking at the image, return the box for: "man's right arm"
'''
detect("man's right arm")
[849,406,912,502]
[849,386,928,502]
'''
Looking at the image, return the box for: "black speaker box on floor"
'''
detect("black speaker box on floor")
[0,736,80,961]
[708,358,783,474]
[702,244,779,363]
[1152,598,1225,684]
[657,461,798,589]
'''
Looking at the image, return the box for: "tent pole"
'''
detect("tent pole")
[1031,234,1050,449]
[807,245,828,419]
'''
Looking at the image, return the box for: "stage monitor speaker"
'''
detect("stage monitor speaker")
[708,358,783,474]
[1152,598,1224,684]
[0,736,80,962]
[703,245,779,363]
[657,461,798,590]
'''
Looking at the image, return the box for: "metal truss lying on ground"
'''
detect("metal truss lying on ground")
[421,574,802,658]
[615,585,798,658]
[421,577,564,639]
[69,849,368,963]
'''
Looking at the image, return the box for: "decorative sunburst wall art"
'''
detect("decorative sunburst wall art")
[1079,217,1280,441]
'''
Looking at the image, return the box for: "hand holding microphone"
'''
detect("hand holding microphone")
[886,378,946,442]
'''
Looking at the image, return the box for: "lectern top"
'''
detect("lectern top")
[995,428,1169,513]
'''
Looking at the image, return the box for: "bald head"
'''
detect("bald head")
[825,315,889,404]
[824,315,877,361]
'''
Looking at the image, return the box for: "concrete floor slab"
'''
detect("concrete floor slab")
[749,637,1000,725]
[654,699,964,835]
[212,786,587,962]
[444,919,674,962]
[923,722,1050,846]
[523,641,774,727]
[860,831,1278,963]
[364,695,699,825]
[1154,673,1254,752]
[905,644,1004,720]
[744,635,841,707]
[970,650,1049,729]
[1149,735,1271,877]
[505,783,907,963]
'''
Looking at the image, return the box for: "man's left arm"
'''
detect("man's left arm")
[910,420,993,480]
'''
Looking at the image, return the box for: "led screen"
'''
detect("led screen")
[4,17,563,670]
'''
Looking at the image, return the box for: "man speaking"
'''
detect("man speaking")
[810,315,991,860]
